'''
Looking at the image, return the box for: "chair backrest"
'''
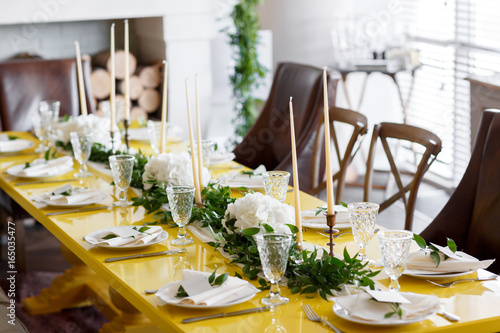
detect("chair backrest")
[363,122,442,231]
[420,109,500,273]
[0,57,95,131]
[307,107,368,201]
[233,62,338,171]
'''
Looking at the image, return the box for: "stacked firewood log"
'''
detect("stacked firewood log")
[90,50,162,121]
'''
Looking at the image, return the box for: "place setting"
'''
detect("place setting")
[218,164,266,189]
[6,155,74,179]
[0,133,35,154]
[84,225,169,250]
[31,183,109,208]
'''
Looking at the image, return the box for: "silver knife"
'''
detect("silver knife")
[104,249,186,263]
[182,306,272,323]
[46,205,112,216]
[15,178,79,186]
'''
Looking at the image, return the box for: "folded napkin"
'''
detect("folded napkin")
[406,244,495,273]
[335,291,440,322]
[96,226,163,247]
[223,165,266,187]
[301,205,350,224]
[34,184,104,205]
[0,138,32,152]
[19,156,73,177]
[210,152,236,165]
[156,269,258,306]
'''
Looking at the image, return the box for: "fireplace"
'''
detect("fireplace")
[0,0,216,138]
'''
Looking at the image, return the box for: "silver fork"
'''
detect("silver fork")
[302,304,343,333]
[427,275,498,287]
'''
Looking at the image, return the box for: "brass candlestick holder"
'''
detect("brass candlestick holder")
[324,211,339,256]
[110,130,115,155]
[123,119,130,152]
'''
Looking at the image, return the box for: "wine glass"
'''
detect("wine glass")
[378,230,413,292]
[348,202,379,263]
[193,140,216,167]
[166,185,195,246]
[108,155,135,207]
[32,100,60,152]
[254,233,292,306]
[70,131,93,178]
[262,171,290,203]
[147,120,168,154]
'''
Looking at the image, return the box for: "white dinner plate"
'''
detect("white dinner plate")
[0,139,35,153]
[128,127,150,141]
[218,175,264,190]
[403,269,476,280]
[33,190,109,208]
[157,282,257,310]
[333,303,436,326]
[84,226,169,250]
[6,163,73,179]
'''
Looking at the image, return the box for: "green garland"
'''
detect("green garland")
[229,0,267,138]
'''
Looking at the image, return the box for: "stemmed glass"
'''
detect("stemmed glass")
[166,185,195,246]
[147,120,167,154]
[193,140,216,167]
[254,233,292,306]
[262,171,290,203]
[70,131,93,178]
[108,155,135,207]
[378,230,413,292]
[31,100,60,152]
[348,202,379,263]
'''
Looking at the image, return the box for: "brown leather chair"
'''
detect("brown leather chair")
[420,109,500,273]
[233,62,339,173]
[0,57,95,131]
[363,122,442,231]
[304,107,368,201]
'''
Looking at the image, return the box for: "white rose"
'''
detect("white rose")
[223,192,294,235]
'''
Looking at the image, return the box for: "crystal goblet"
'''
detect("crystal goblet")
[32,100,60,152]
[378,230,413,292]
[255,233,292,306]
[348,202,379,263]
[166,185,195,246]
[109,155,135,207]
[147,120,168,155]
[70,131,93,178]
[262,171,290,203]
[193,140,216,167]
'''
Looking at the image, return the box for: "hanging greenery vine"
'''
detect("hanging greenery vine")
[229,0,267,139]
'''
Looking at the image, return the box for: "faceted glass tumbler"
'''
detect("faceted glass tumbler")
[378,230,413,292]
[262,171,290,203]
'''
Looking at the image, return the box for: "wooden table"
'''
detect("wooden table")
[2,131,500,333]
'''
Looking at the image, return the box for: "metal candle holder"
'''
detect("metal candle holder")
[123,119,130,152]
[324,211,339,256]
[110,130,115,154]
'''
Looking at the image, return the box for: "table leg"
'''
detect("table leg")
[99,286,162,333]
[22,244,97,315]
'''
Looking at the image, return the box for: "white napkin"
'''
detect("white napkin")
[406,247,495,273]
[223,165,266,187]
[96,226,163,247]
[301,205,350,224]
[156,269,258,306]
[335,291,440,322]
[19,156,73,177]
[210,152,236,165]
[0,139,32,152]
[32,184,104,205]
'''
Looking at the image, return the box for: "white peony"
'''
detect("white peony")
[222,192,294,235]
[142,152,211,190]
[52,114,121,149]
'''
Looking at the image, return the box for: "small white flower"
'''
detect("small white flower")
[222,192,294,235]
[142,152,210,190]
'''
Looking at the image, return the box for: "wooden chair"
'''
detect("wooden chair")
[0,57,95,271]
[420,109,500,273]
[305,107,368,202]
[363,122,442,231]
[233,62,339,171]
